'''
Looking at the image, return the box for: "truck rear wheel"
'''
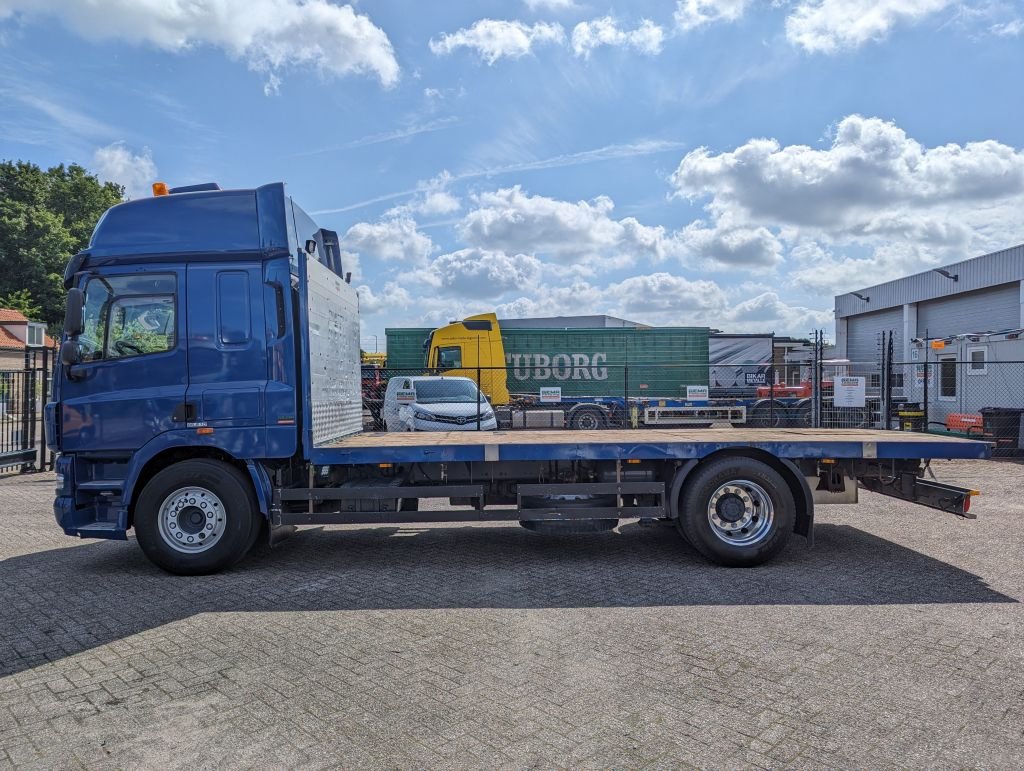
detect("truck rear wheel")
[569,407,607,430]
[134,459,261,575]
[746,400,786,428]
[676,456,794,567]
[791,399,812,427]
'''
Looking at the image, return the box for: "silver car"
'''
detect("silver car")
[382,376,498,431]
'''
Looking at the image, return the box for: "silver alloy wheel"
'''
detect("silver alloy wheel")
[157,486,227,554]
[706,479,775,546]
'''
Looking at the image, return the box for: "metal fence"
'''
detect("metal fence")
[885,359,1024,454]
[360,351,877,433]
[0,347,52,472]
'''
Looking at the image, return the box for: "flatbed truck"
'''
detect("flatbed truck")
[45,182,990,575]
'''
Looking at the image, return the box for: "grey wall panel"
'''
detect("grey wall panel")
[846,307,903,368]
[835,243,1024,318]
[916,282,1021,338]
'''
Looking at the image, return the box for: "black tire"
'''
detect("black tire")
[675,456,794,567]
[746,400,786,428]
[791,399,812,427]
[569,406,607,430]
[134,459,261,575]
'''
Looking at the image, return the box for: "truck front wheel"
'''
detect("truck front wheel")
[676,456,794,567]
[134,459,261,575]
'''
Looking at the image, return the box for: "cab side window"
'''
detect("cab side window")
[437,346,462,369]
[79,274,176,362]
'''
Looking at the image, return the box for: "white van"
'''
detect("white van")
[382,376,498,432]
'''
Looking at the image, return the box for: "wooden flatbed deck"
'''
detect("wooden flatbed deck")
[310,428,991,465]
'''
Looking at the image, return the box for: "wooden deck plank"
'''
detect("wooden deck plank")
[321,428,982,449]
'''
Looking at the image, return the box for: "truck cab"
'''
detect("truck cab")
[423,313,510,403]
[47,182,353,560]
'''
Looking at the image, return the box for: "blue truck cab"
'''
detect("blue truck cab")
[47,182,989,576]
[49,182,354,564]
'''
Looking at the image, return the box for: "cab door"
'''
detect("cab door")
[59,268,187,453]
[185,263,268,431]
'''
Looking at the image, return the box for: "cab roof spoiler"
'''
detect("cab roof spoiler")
[168,183,221,194]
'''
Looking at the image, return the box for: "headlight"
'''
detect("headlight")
[413,410,435,421]
[481,408,494,419]
[55,473,66,493]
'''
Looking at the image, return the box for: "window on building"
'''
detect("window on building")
[967,346,987,375]
[26,324,44,347]
[939,357,957,399]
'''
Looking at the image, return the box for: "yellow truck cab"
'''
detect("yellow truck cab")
[424,313,511,404]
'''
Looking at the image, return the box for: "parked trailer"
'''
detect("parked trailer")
[47,182,989,575]
[399,318,861,430]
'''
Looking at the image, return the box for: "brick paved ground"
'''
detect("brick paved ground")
[1,459,1022,768]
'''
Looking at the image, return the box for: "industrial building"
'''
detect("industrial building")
[834,243,1024,365]
[834,244,1024,441]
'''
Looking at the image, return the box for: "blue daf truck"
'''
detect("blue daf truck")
[45,182,990,575]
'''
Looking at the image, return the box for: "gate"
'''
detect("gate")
[0,347,52,472]
[809,329,886,429]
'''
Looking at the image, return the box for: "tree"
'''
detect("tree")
[0,160,123,331]
[0,288,41,320]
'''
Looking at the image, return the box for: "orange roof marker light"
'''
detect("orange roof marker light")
[152,181,169,196]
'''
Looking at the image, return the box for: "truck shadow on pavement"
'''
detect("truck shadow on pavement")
[1,522,1015,677]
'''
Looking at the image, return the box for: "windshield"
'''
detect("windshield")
[414,379,481,404]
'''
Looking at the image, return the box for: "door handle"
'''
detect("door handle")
[172,402,197,422]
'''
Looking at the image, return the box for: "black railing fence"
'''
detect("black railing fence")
[360,353,879,433]
[0,346,52,473]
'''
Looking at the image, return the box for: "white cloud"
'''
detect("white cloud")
[429,19,565,64]
[785,0,954,53]
[487,272,826,335]
[675,221,784,267]
[674,0,751,31]
[357,282,412,315]
[458,186,667,265]
[0,0,399,89]
[721,291,833,334]
[412,249,544,298]
[669,114,1024,247]
[667,115,1024,290]
[571,17,665,58]
[413,171,461,216]
[990,18,1023,36]
[608,273,727,316]
[383,171,461,219]
[523,0,576,10]
[341,215,434,264]
[92,142,157,200]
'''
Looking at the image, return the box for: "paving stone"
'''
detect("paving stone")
[1,460,1023,767]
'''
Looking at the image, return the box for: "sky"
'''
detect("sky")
[1,0,1023,350]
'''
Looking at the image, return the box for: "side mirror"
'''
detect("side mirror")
[60,339,81,367]
[64,288,85,337]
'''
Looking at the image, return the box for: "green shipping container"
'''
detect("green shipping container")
[384,328,434,371]
[386,326,711,398]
